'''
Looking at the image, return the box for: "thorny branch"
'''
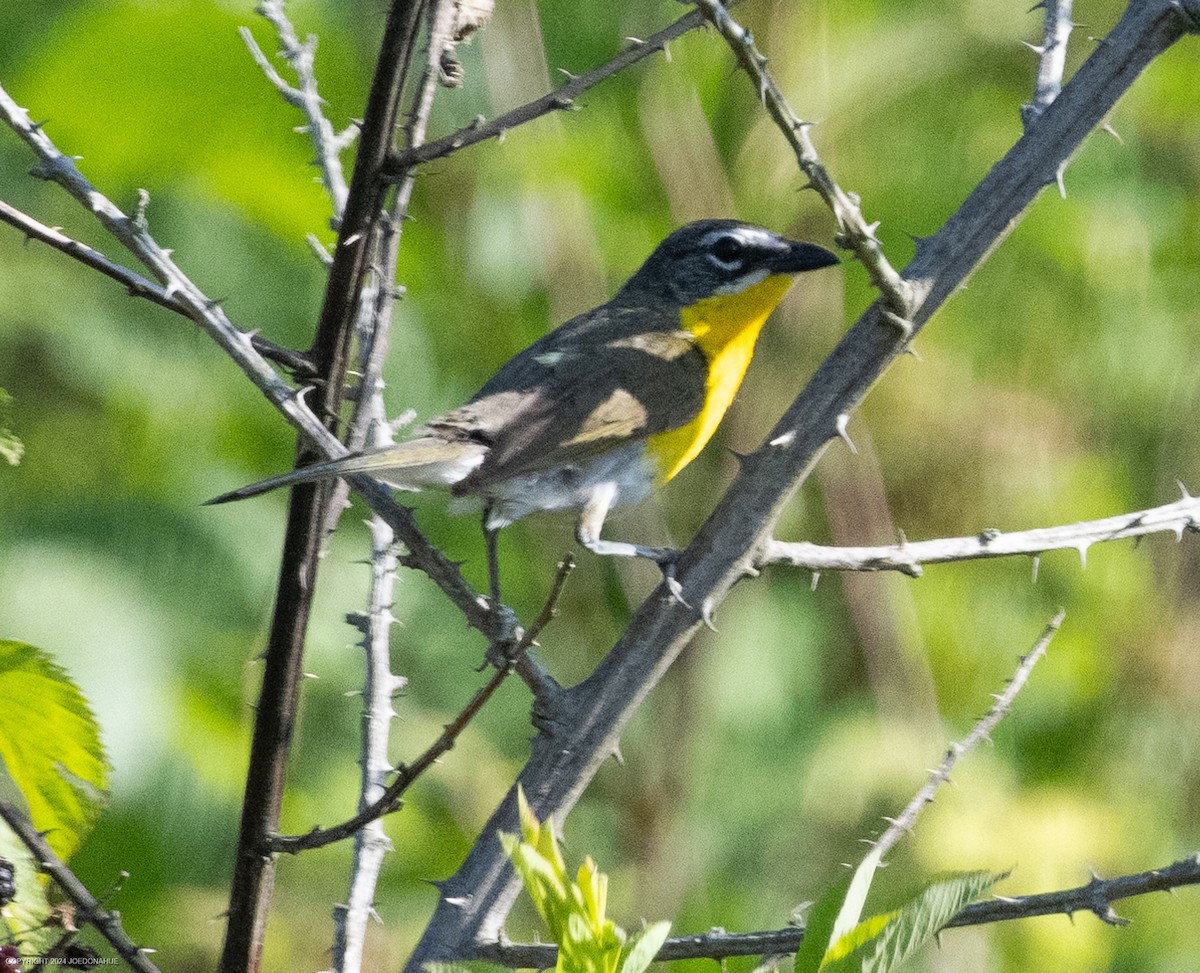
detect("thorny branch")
[692,0,910,316]
[384,8,708,173]
[269,556,574,855]
[1023,0,1075,126]
[473,855,1200,967]
[0,81,510,643]
[221,0,433,968]
[873,611,1061,860]
[240,0,355,220]
[0,799,161,973]
[761,489,1200,577]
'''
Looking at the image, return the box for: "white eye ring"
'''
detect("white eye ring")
[707,234,746,271]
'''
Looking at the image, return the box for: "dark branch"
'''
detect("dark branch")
[269,555,573,854]
[383,9,707,174]
[472,855,1200,967]
[0,799,162,973]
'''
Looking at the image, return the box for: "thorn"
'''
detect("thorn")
[1076,542,1089,568]
[835,413,857,454]
[769,430,796,447]
[1055,160,1068,199]
[1178,479,1192,499]
[905,344,922,361]
[810,570,820,592]
[700,596,719,632]
[1100,120,1124,144]
[1022,41,1047,55]
[1031,554,1040,583]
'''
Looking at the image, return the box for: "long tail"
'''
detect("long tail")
[204,437,487,505]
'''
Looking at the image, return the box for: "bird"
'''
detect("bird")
[207,220,838,576]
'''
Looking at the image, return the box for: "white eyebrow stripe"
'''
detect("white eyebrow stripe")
[699,226,777,250]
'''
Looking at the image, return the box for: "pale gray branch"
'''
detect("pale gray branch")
[873,611,1061,860]
[693,0,910,315]
[242,0,352,219]
[1023,0,1075,126]
[761,490,1200,576]
[335,514,404,973]
[332,6,460,968]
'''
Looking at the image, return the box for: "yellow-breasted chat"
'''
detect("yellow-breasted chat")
[207,220,838,569]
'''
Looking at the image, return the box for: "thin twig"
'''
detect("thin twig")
[0,798,161,973]
[384,8,708,174]
[692,0,910,315]
[472,854,1200,966]
[761,489,1200,577]
[949,854,1200,928]
[269,555,574,855]
[873,610,1062,860]
[0,198,178,310]
[0,196,319,378]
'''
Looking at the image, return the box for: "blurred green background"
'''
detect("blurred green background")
[1,0,1199,969]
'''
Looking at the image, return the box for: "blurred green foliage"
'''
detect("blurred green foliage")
[1,1,1198,970]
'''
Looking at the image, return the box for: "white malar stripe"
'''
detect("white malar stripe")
[710,266,770,296]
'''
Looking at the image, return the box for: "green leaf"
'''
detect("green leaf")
[825,871,1002,973]
[0,389,22,465]
[795,845,883,973]
[795,875,851,972]
[0,641,109,860]
[822,912,897,966]
[619,921,671,973]
[833,846,883,944]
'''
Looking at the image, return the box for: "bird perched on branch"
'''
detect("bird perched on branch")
[208,220,838,580]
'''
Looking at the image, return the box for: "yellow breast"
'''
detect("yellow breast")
[645,273,796,482]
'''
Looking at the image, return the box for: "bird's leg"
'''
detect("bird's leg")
[576,484,687,604]
[482,502,502,606]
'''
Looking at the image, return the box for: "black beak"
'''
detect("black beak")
[775,241,840,273]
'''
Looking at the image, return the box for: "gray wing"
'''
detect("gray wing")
[427,307,707,493]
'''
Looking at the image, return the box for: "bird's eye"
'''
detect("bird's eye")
[708,234,746,270]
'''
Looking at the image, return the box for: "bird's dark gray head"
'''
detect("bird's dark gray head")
[617,219,839,307]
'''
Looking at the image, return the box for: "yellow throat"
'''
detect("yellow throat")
[647,273,796,482]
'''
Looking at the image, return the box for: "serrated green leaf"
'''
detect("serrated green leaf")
[825,871,1002,973]
[619,921,670,973]
[822,911,897,966]
[0,641,109,860]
